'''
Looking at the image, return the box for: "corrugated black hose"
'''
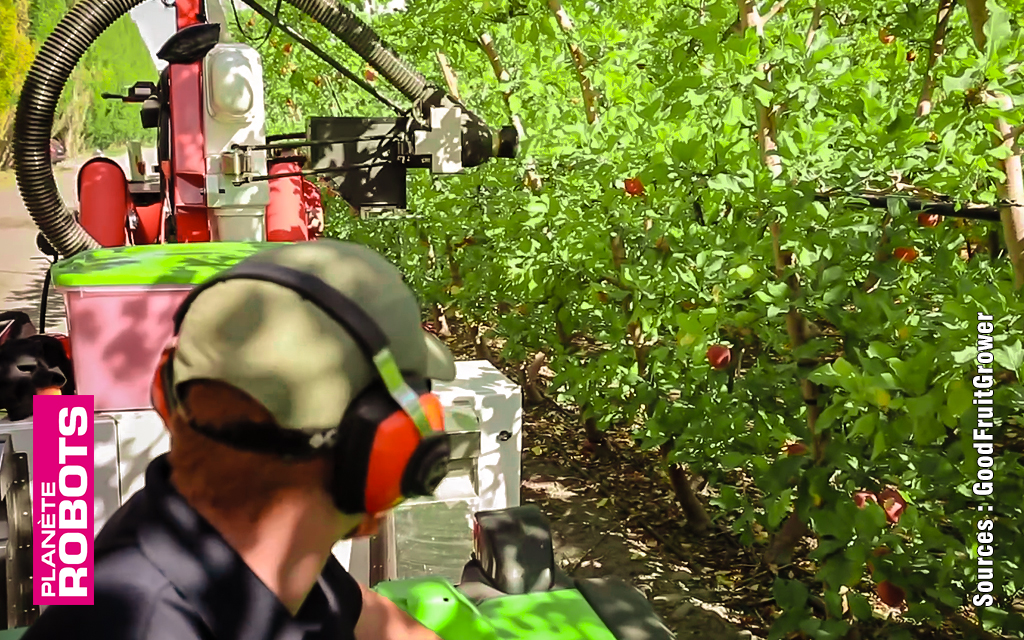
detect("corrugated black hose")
[14,0,148,259]
[13,0,437,260]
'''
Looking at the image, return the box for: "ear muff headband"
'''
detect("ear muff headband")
[171,261,431,436]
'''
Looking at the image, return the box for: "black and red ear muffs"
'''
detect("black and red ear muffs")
[151,346,178,425]
[332,377,448,516]
[154,261,451,518]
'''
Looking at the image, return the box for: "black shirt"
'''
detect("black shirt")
[22,454,363,639]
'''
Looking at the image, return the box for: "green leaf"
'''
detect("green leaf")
[847,592,873,620]
[853,499,886,538]
[767,489,793,528]
[994,340,1024,373]
[872,429,886,460]
[866,342,897,360]
[708,173,742,193]
[942,71,975,93]
[823,589,844,618]
[832,357,858,380]
[886,113,912,134]
[814,618,850,640]
[723,96,744,126]
[733,264,754,280]
[817,401,847,431]
[773,578,809,611]
[947,379,973,416]
[817,553,861,590]
[984,2,1012,58]
[850,413,877,438]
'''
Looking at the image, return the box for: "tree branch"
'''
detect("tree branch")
[478,33,510,83]
[760,0,790,25]
[435,51,460,100]
[916,0,955,117]
[804,2,822,49]
[475,33,538,190]
[548,0,598,123]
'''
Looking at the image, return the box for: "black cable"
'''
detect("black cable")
[230,0,281,49]
[236,0,406,115]
[39,261,54,333]
[232,162,394,184]
[237,133,396,152]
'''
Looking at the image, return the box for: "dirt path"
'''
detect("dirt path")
[0,149,153,333]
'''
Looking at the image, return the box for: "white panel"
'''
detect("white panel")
[202,42,269,242]
[332,537,371,585]
[433,360,523,511]
[112,410,169,502]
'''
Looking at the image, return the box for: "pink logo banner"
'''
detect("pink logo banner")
[33,395,94,605]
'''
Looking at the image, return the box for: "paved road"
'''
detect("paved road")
[0,149,154,334]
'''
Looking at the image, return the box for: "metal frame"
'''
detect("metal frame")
[0,435,36,629]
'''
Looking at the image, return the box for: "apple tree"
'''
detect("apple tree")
[237,0,1024,635]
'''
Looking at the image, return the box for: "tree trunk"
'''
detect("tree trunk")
[962,0,1024,289]
[660,442,711,532]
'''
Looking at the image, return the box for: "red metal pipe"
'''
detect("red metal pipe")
[169,0,211,242]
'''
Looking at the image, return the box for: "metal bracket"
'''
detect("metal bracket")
[413,107,462,173]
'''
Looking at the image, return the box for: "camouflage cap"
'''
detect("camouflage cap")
[171,240,456,432]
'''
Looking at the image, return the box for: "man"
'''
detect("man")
[22,241,450,639]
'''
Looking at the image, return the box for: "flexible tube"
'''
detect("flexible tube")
[13,0,148,258]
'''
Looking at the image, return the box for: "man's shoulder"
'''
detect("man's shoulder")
[21,546,206,640]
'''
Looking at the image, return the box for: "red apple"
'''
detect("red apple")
[879,28,895,45]
[876,580,905,607]
[917,213,941,227]
[707,344,731,370]
[784,442,808,456]
[282,43,293,54]
[893,247,918,262]
[906,50,917,62]
[878,487,906,524]
[853,491,878,509]
[624,177,644,196]
[364,65,378,82]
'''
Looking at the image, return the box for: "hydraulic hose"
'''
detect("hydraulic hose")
[14,0,148,259]
[283,0,434,106]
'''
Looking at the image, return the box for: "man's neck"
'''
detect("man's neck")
[186,487,343,615]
